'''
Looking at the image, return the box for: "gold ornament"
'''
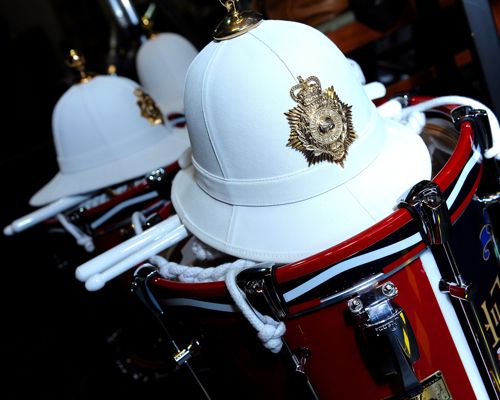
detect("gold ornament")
[134,88,164,126]
[66,49,94,83]
[286,76,356,167]
[213,0,262,41]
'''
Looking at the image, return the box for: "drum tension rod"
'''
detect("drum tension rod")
[236,264,287,320]
[400,180,500,397]
[236,266,321,400]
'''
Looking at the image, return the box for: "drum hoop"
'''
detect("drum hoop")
[152,114,479,300]
[83,181,151,219]
[76,161,179,220]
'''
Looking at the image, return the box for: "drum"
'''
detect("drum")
[42,162,179,267]
[138,99,500,399]
[36,163,179,383]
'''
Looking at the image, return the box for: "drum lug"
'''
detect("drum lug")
[146,167,172,198]
[236,264,287,320]
[438,279,470,300]
[146,167,166,183]
[452,105,500,203]
[399,180,452,246]
[348,281,423,397]
[452,106,492,154]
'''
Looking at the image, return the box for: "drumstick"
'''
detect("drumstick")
[3,194,91,236]
[84,224,189,291]
[75,214,182,282]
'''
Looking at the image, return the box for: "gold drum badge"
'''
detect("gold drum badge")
[285,76,356,166]
[134,88,165,126]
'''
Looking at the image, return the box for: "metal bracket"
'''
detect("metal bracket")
[399,180,452,246]
[399,180,469,291]
[348,281,422,397]
[453,105,500,204]
[452,106,492,153]
[236,263,287,320]
[146,167,173,198]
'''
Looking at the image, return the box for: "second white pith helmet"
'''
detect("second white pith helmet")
[30,75,190,206]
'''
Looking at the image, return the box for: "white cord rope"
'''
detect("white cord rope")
[225,264,286,353]
[131,211,285,352]
[153,257,286,353]
[154,257,255,282]
[191,239,226,261]
[403,110,427,135]
[56,213,95,252]
[398,96,500,158]
[376,98,427,136]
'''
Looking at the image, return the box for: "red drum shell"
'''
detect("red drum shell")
[284,255,477,399]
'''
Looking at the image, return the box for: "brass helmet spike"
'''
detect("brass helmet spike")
[140,15,155,38]
[66,49,94,83]
[213,0,262,41]
[140,3,157,39]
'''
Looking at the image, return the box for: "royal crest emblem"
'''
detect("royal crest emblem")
[285,76,356,167]
[134,88,164,126]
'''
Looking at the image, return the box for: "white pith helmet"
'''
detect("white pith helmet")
[172,19,432,263]
[30,75,190,206]
[136,32,198,116]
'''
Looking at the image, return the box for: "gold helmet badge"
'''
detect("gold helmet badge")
[286,76,356,167]
[134,88,164,126]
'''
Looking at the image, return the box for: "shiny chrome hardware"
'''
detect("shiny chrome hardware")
[348,281,422,397]
[146,168,166,184]
[453,106,500,205]
[474,193,500,204]
[401,180,500,397]
[292,347,311,375]
[173,338,202,366]
[236,263,286,319]
[399,180,451,246]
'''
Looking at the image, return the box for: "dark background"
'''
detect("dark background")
[0,1,499,399]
